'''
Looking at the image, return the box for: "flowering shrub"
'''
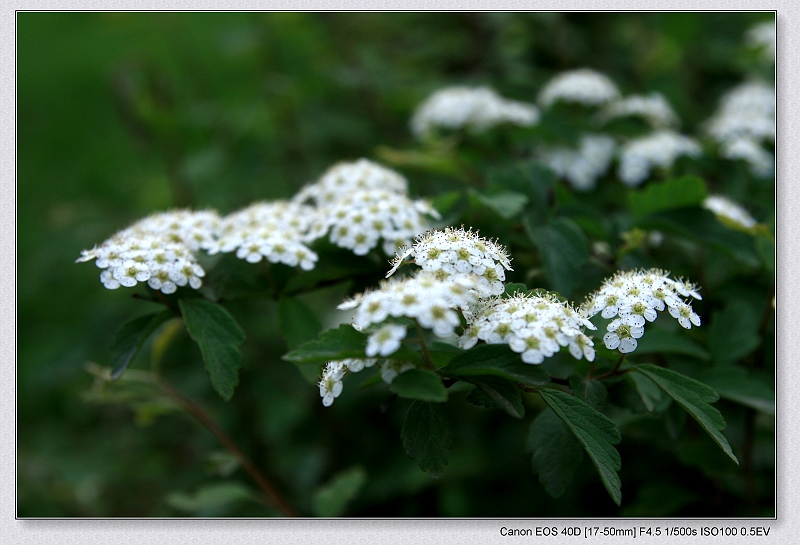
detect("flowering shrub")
[66,13,774,518]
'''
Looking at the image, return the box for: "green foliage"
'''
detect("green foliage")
[278,296,324,384]
[538,388,622,505]
[178,298,246,401]
[527,408,584,498]
[628,176,708,218]
[442,344,549,387]
[312,466,367,517]
[283,324,368,364]
[468,377,525,418]
[527,216,590,297]
[109,310,173,380]
[389,368,449,402]
[401,400,454,478]
[633,364,739,465]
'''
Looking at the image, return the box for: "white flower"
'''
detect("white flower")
[366,324,408,357]
[746,20,775,63]
[387,227,512,298]
[380,361,415,384]
[582,269,702,354]
[617,131,701,187]
[539,133,616,191]
[599,93,679,129]
[720,137,773,178]
[341,358,378,373]
[703,195,757,230]
[293,158,409,206]
[410,86,539,138]
[460,292,596,365]
[538,68,620,108]
[705,81,775,145]
[210,201,320,270]
[318,362,346,407]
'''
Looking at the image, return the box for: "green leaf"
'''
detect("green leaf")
[470,377,525,418]
[442,344,550,387]
[401,400,454,478]
[709,300,762,363]
[503,282,530,297]
[527,407,584,498]
[633,364,738,464]
[538,388,622,506]
[633,327,710,360]
[471,189,529,220]
[626,372,669,413]
[109,310,173,380]
[569,376,608,409]
[697,367,775,415]
[166,482,254,515]
[283,324,367,364]
[628,176,707,219]
[278,296,324,384]
[179,298,246,402]
[312,466,367,517]
[389,368,448,402]
[528,216,589,296]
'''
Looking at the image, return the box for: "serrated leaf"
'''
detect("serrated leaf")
[312,466,367,517]
[442,344,549,387]
[633,364,738,464]
[626,372,669,413]
[389,368,448,402]
[283,324,368,364]
[401,400,454,478]
[109,310,173,380]
[538,388,622,506]
[471,377,525,418]
[527,408,584,498]
[569,376,607,409]
[179,298,246,402]
[278,296,324,384]
[628,176,707,218]
[528,216,589,297]
[697,367,774,415]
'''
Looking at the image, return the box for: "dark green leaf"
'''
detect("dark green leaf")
[626,372,669,413]
[179,298,246,401]
[283,324,367,364]
[527,216,589,296]
[470,377,525,418]
[503,282,530,297]
[697,367,774,415]
[633,327,710,360]
[278,296,324,384]
[633,364,738,464]
[442,344,549,387]
[312,466,367,517]
[389,368,448,402]
[527,407,584,497]
[628,176,707,218]
[166,482,254,515]
[401,400,454,478]
[110,310,173,380]
[709,300,762,363]
[538,388,622,505]
[569,376,607,409]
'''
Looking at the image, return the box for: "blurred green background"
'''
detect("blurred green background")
[18,12,773,517]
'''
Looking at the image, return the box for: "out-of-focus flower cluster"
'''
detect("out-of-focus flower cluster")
[79,159,439,291]
[618,131,702,187]
[703,194,757,230]
[410,86,539,139]
[582,269,702,354]
[538,68,620,108]
[538,133,616,191]
[599,93,679,129]
[746,20,775,63]
[459,292,597,364]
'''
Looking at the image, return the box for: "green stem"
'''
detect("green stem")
[593,354,627,381]
[416,325,435,370]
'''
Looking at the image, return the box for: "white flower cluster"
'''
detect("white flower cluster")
[318,358,378,407]
[705,81,774,178]
[617,130,702,187]
[387,227,513,297]
[339,271,478,341]
[746,20,775,63]
[703,195,757,230]
[599,93,679,129]
[209,201,319,270]
[539,133,616,191]
[76,209,219,293]
[459,292,597,364]
[294,159,439,256]
[582,269,702,354]
[538,68,620,109]
[410,86,540,139]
